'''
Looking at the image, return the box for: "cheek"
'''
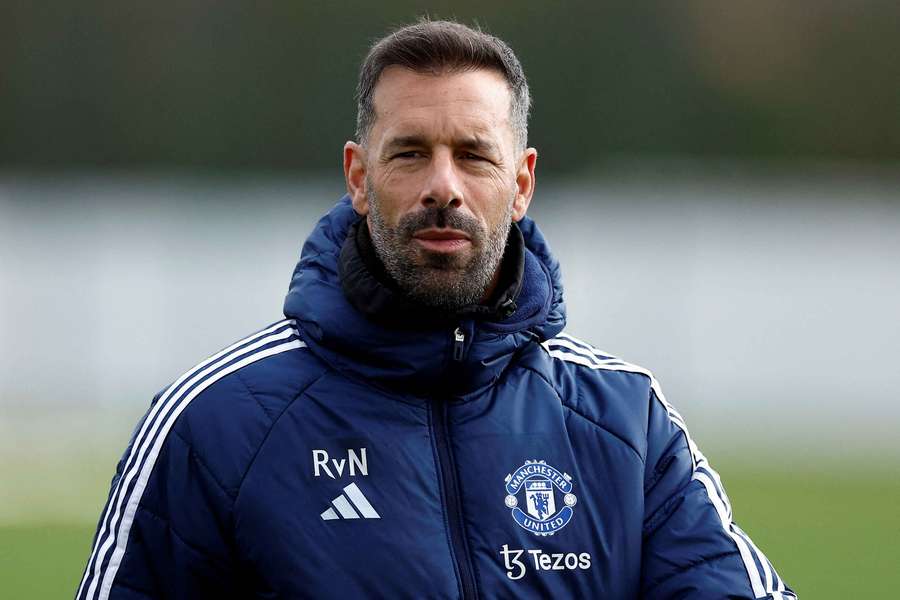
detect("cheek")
[376,174,427,217]
[379,162,431,193]
[474,176,517,220]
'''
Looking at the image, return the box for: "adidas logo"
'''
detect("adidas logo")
[321,482,381,520]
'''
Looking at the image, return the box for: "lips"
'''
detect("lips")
[412,228,472,252]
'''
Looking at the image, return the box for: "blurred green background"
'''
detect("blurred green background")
[3,1,899,170]
[2,1,899,598]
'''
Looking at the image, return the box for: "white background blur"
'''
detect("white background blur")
[2,166,898,521]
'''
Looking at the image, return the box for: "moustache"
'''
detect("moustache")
[397,207,484,241]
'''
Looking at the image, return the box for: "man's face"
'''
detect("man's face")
[344,67,537,310]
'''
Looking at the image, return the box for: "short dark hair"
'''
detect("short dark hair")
[355,19,531,149]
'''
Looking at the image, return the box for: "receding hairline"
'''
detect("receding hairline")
[355,19,531,149]
[365,66,516,146]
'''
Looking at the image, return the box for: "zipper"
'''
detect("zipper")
[452,327,466,362]
[430,398,478,600]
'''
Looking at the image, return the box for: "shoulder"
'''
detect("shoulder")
[149,318,327,494]
[161,318,321,419]
[539,331,675,460]
[540,331,660,402]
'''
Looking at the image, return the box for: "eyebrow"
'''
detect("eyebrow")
[457,135,500,156]
[382,134,500,156]
[382,135,428,152]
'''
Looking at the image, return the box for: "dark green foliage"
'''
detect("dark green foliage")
[2,1,898,171]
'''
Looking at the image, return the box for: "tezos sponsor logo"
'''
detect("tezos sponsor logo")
[499,545,591,580]
[504,459,576,536]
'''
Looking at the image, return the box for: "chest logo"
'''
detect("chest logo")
[312,448,368,479]
[504,460,577,536]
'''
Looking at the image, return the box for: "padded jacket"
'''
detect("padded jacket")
[76,197,796,599]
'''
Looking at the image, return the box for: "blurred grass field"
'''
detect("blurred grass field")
[2,454,898,599]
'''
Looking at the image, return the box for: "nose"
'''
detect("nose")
[419,148,463,210]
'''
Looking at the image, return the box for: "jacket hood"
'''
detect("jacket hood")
[283,196,566,396]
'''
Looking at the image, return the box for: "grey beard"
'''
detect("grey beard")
[367,189,512,311]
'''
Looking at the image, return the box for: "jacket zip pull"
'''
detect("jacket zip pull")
[452,327,466,361]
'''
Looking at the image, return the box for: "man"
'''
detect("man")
[76,20,796,600]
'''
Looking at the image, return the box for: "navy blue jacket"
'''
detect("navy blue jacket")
[77,197,796,599]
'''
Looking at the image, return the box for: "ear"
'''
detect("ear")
[344,141,369,215]
[511,147,537,222]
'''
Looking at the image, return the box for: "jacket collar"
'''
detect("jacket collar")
[283,196,566,397]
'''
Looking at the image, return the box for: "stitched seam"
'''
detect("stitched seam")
[643,549,741,594]
[562,405,643,461]
[136,503,222,564]
[234,370,331,504]
[642,492,683,538]
[518,361,644,461]
[170,428,234,498]
[235,369,279,423]
[644,454,677,495]
[516,362,558,399]
[649,388,688,444]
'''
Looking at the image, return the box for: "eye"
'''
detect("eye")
[392,151,422,159]
[460,152,486,161]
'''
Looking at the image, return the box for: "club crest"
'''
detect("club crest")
[504,460,577,536]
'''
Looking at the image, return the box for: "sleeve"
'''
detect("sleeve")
[640,387,797,600]
[74,394,237,600]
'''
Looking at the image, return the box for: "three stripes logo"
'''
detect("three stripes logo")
[321,482,381,520]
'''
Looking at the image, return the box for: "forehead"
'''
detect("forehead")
[369,67,514,148]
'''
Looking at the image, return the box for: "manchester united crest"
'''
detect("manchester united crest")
[504,460,577,536]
